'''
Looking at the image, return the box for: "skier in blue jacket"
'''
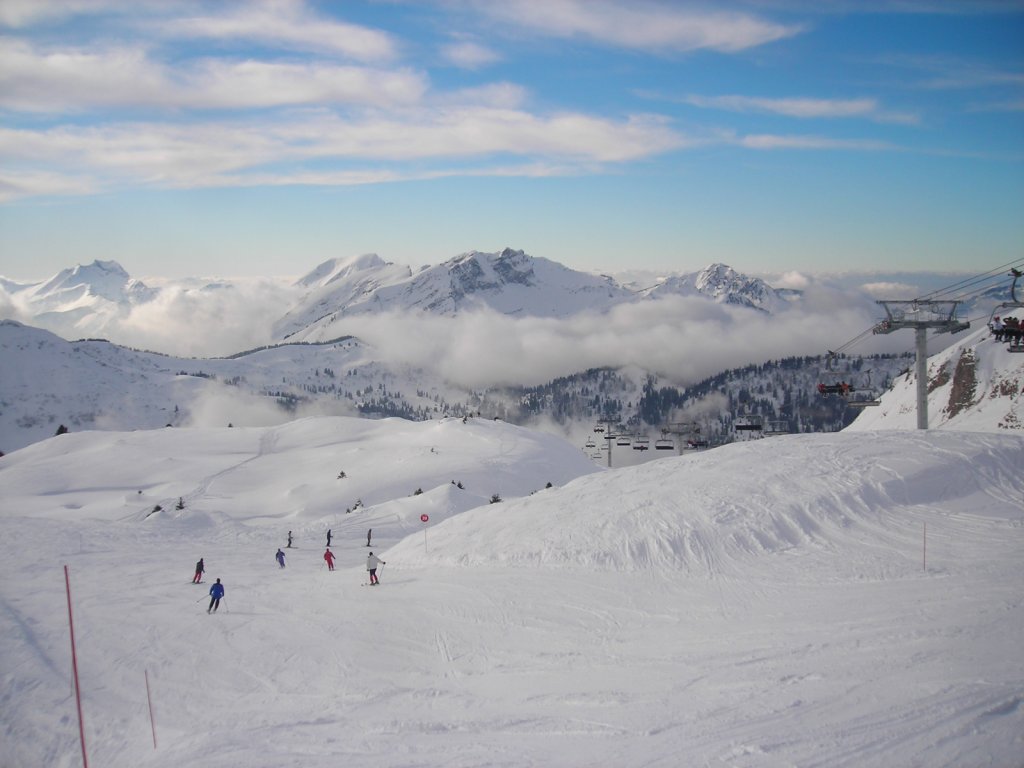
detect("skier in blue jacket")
[276,548,286,568]
[207,578,224,613]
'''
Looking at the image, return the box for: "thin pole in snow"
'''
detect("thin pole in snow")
[923,522,927,572]
[64,565,89,768]
[145,669,157,749]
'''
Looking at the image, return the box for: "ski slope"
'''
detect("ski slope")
[1,418,1022,767]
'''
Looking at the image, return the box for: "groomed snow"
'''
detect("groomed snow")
[1,418,1022,767]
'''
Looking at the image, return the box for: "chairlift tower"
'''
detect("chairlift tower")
[872,300,969,430]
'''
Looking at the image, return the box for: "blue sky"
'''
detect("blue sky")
[0,0,1022,281]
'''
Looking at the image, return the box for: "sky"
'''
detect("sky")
[0,0,1022,282]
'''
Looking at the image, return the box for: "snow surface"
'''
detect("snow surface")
[2,415,1022,768]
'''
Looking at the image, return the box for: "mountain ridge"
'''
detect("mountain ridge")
[3,250,791,349]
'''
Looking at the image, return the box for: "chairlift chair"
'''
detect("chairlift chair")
[817,352,883,404]
[734,419,763,432]
[655,438,674,450]
[986,269,1024,345]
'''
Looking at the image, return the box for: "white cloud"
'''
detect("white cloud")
[0,39,168,112]
[738,133,894,151]
[116,281,299,358]
[0,39,427,112]
[0,108,685,199]
[333,294,894,390]
[0,169,97,202]
[437,82,529,109]
[441,40,501,70]
[160,1,399,63]
[0,0,138,28]
[860,281,922,299]
[182,386,357,430]
[471,0,803,53]
[773,271,811,290]
[683,94,920,125]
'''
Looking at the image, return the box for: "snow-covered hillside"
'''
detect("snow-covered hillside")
[847,310,1023,432]
[0,320,487,454]
[1,419,1021,767]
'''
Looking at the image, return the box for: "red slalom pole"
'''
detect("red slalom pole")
[64,565,89,768]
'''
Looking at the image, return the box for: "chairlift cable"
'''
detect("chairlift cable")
[825,259,1023,360]
[918,258,1024,302]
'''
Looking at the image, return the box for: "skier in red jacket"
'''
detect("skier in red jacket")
[323,549,335,571]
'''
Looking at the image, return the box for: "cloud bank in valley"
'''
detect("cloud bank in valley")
[181,387,358,431]
[334,285,904,390]
[0,271,918,392]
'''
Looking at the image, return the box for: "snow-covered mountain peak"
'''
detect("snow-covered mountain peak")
[693,262,780,310]
[446,247,537,294]
[34,259,149,304]
[296,253,391,289]
[638,262,783,313]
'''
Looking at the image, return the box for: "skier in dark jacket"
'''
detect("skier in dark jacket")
[276,548,286,568]
[192,557,204,584]
[366,552,385,585]
[208,579,224,613]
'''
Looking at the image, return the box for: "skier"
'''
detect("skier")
[207,578,224,613]
[287,530,293,548]
[324,548,335,571]
[366,528,372,547]
[276,548,286,568]
[326,529,332,547]
[192,557,204,584]
[366,552,385,585]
